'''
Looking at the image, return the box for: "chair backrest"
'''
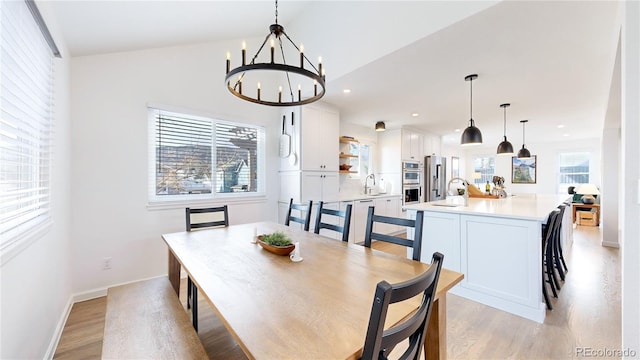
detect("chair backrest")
[361,252,444,360]
[364,206,424,261]
[285,198,313,231]
[185,206,229,231]
[543,209,562,248]
[314,201,353,242]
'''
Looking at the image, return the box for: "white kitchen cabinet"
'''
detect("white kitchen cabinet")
[423,132,442,157]
[350,195,402,244]
[373,197,402,234]
[402,129,424,162]
[352,198,375,244]
[301,172,338,202]
[300,106,339,171]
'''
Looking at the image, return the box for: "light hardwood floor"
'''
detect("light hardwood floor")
[53,225,620,360]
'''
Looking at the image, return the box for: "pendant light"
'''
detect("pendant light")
[461,74,483,145]
[375,121,386,131]
[517,120,531,158]
[496,103,514,155]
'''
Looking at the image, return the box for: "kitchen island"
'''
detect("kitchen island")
[405,194,572,323]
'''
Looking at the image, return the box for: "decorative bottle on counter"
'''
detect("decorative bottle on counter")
[485,181,491,194]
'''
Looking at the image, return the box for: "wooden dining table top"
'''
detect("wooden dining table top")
[162,221,463,360]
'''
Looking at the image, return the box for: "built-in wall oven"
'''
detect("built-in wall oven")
[404,185,421,205]
[402,161,421,184]
[402,161,422,205]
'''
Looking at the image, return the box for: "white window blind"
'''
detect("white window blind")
[150,108,263,201]
[0,0,54,249]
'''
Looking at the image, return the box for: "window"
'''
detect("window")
[471,156,495,186]
[558,152,590,194]
[149,108,265,202]
[1,1,55,250]
[358,143,371,177]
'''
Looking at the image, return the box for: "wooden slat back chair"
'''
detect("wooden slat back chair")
[542,208,561,310]
[185,205,229,331]
[314,201,353,242]
[364,207,424,261]
[361,252,444,360]
[285,198,313,231]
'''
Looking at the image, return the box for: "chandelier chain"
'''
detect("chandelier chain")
[275,0,278,24]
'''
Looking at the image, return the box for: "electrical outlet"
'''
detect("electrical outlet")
[103,257,112,270]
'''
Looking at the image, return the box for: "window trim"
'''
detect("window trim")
[557,151,592,194]
[147,105,266,206]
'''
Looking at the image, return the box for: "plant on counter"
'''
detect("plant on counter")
[260,232,292,247]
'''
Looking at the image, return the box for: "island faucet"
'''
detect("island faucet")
[447,177,469,206]
[364,174,376,195]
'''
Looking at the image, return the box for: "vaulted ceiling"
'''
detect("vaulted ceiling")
[48,1,621,147]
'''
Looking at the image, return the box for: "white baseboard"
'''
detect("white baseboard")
[44,296,74,360]
[602,240,620,248]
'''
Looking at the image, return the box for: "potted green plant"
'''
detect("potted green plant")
[257,231,295,255]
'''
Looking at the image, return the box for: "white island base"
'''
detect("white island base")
[405,194,572,323]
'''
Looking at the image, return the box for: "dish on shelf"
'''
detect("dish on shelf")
[339,164,353,171]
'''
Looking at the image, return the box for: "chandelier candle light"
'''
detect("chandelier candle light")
[224,0,326,107]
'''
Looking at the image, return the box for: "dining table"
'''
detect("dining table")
[162,221,463,360]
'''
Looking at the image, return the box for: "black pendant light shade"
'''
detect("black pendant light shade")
[496,103,514,155]
[461,74,483,145]
[375,121,386,131]
[517,119,531,158]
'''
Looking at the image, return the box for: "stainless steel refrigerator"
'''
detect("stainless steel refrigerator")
[424,156,447,202]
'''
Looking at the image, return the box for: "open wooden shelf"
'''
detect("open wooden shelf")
[339,170,358,174]
[339,136,359,143]
[339,153,358,158]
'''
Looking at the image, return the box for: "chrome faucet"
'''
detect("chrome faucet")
[447,177,469,206]
[364,174,376,195]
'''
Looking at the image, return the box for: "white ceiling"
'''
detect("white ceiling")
[47,0,621,148]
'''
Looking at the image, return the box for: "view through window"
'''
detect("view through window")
[150,109,264,201]
[472,156,495,186]
[558,152,590,194]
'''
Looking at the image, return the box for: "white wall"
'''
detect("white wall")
[70,40,281,296]
[461,138,602,195]
[621,0,640,355]
[0,2,73,358]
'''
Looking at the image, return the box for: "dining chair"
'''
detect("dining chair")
[314,201,353,242]
[554,203,569,279]
[364,206,424,261]
[361,252,444,360]
[542,208,562,310]
[285,198,313,231]
[185,205,229,331]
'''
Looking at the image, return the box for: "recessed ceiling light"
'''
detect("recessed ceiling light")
[343,89,351,94]
[454,128,461,132]
[563,133,570,137]
[411,113,419,117]
[557,124,565,129]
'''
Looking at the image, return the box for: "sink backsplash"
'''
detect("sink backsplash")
[339,175,394,196]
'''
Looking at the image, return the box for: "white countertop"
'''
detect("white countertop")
[337,193,402,202]
[404,193,571,222]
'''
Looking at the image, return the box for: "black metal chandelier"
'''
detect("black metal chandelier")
[224,0,325,107]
